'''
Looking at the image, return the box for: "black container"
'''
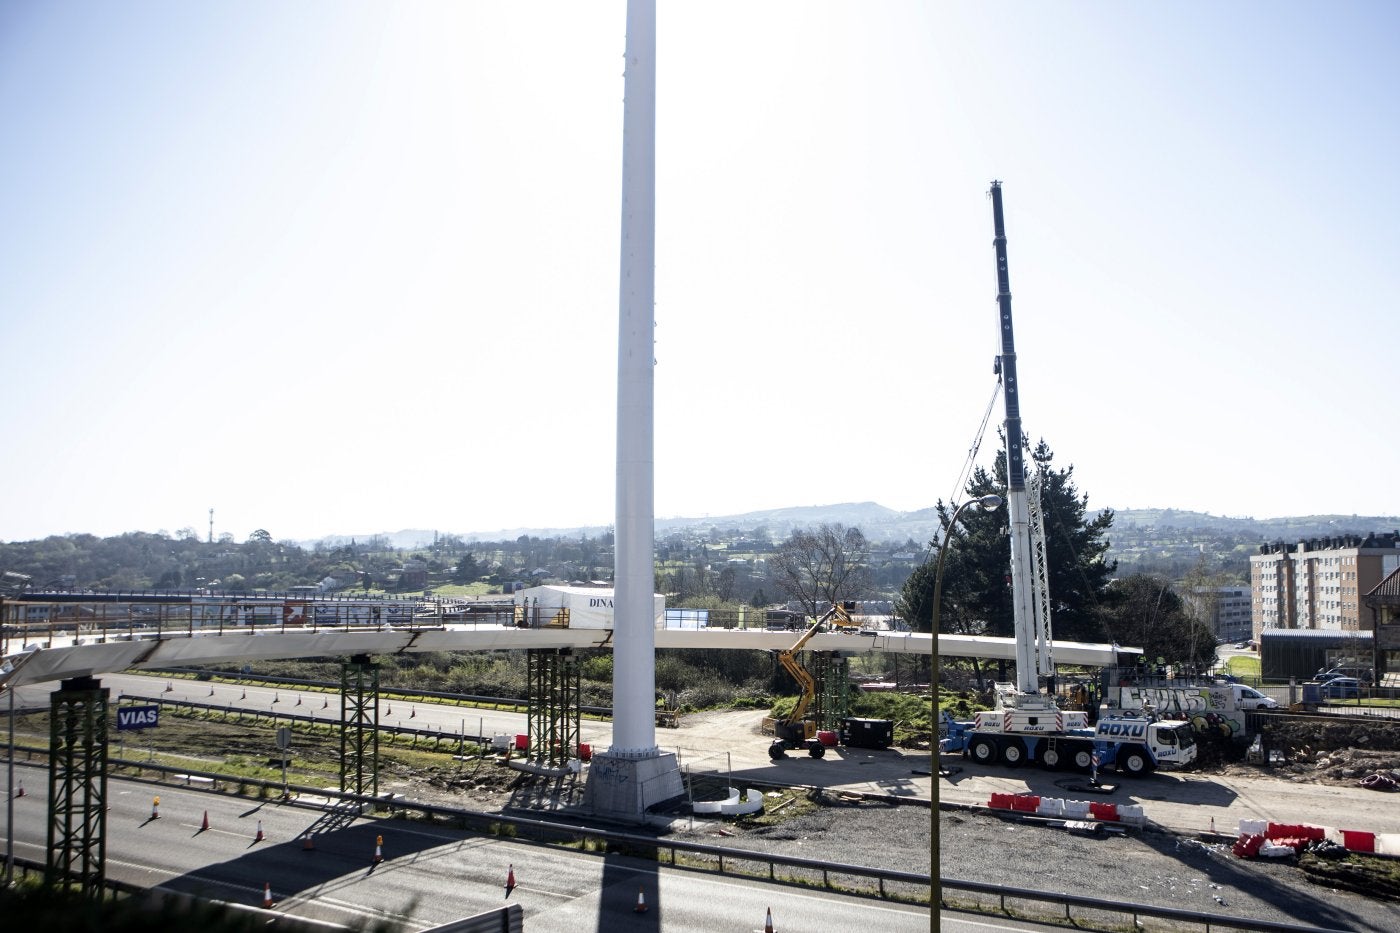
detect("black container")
[840,717,893,749]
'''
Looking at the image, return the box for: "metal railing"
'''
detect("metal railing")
[142,669,615,717]
[938,877,1352,933]
[119,693,498,748]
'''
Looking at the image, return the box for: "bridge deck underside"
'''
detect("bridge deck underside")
[2,620,1135,690]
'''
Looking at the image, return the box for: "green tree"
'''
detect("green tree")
[899,439,1116,642]
[1097,573,1217,669]
[454,552,481,583]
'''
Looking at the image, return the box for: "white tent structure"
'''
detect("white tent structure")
[513,585,665,631]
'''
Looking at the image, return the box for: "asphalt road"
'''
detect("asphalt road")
[10,671,1400,931]
[1,762,945,932]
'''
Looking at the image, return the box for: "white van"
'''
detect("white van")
[1231,684,1278,710]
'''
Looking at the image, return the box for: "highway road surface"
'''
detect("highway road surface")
[0,763,958,932]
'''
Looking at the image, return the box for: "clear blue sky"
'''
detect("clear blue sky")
[2,1,1397,545]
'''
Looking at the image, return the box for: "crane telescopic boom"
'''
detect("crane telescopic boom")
[990,181,1054,702]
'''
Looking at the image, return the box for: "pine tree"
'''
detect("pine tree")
[899,439,1116,643]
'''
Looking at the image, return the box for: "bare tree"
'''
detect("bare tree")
[768,524,870,620]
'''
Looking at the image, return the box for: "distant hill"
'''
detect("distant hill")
[315,505,1400,551]
[1114,509,1400,541]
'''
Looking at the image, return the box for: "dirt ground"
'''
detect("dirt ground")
[1242,715,1400,789]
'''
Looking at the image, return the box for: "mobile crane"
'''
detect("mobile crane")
[938,183,1197,775]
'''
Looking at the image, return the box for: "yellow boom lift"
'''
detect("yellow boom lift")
[768,601,857,760]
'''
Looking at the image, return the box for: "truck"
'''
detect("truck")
[1106,681,1277,743]
[939,183,1198,777]
[941,706,1196,775]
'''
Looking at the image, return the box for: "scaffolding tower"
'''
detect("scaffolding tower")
[526,648,581,766]
[340,655,380,797]
[810,651,851,731]
[46,675,109,895]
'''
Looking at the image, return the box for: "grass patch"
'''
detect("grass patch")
[428,583,496,597]
[1300,850,1400,900]
[1224,655,1261,679]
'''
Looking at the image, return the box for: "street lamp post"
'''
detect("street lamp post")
[930,494,1002,928]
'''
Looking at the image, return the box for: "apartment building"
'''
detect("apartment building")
[1250,532,1400,636]
[1187,585,1253,643]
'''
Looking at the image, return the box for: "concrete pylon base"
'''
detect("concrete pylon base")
[583,751,684,823]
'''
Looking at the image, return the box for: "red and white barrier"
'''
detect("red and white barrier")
[1233,818,1400,858]
[987,794,1146,827]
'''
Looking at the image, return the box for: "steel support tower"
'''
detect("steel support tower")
[811,651,850,731]
[527,648,581,766]
[46,675,109,895]
[340,655,380,797]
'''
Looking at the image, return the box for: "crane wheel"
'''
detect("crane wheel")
[968,738,997,765]
[808,744,826,759]
[1121,748,1154,776]
[768,741,788,761]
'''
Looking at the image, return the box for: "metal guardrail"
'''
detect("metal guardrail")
[938,877,1352,933]
[121,694,496,747]
[419,904,523,933]
[147,669,615,717]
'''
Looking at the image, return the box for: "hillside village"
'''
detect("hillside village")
[4,506,1396,612]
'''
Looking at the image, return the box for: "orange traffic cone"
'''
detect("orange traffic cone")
[14,780,23,798]
[322,697,329,709]
[764,906,774,932]
[241,688,247,700]
[273,692,280,704]
[634,886,648,913]
[200,810,210,832]
[254,820,264,842]
[165,681,174,692]
[262,882,275,909]
[151,796,161,820]
[373,834,384,864]
[505,864,516,896]
[302,831,315,851]
[209,685,215,696]
[296,696,302,706]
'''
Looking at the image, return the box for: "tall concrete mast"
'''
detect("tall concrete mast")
[585,0,683,820]
[611,0,658,760]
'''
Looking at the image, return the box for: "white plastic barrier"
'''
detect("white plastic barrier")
[693,788,740,814]
[1238,818,1267,837]
[720,788,764,816]
[692,788,764,817]
[1036,797,1065,817]
[1116,803,1146,827]
[1062,799,1091,819]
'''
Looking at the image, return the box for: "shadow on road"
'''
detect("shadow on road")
[594,847,661,933]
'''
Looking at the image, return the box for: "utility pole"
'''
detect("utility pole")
[208,508,214,544]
